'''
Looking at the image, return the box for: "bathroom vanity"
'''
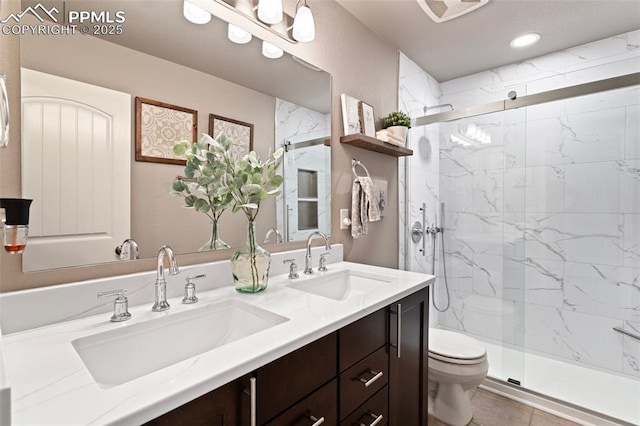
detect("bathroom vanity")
[0,246,433,425]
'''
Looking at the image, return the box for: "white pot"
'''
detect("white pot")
[386,125,408,143]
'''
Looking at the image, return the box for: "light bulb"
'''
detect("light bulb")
[292,5,315,42]
[262,41,283,59]
[257,0,283,24]
[464,123,476,138]
[183,0,211,24]
[228,23,252,44]
[510,33,540,48]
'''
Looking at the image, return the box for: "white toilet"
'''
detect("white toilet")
[428,328,489,426]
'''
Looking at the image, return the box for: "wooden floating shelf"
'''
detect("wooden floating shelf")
[340,134,413,157]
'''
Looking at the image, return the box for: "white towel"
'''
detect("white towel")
[351,176,381,239]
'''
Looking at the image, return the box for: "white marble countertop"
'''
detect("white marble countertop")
[1,261,433,425]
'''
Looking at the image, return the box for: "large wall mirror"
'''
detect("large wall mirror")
[19,0,331,272]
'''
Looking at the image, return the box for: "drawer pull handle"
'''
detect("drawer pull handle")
[242,377,257,426]
[357,370,384,387]
[309,415,325,426]
[360,412,384,426]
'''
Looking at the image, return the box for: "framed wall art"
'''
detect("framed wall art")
[135,97,197,165]
[209,114,254,160]
[340,93,361,135]
[358,101,376,137]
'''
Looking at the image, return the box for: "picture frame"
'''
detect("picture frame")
[135,97,197,165]
[340,93,361,135]
[209,113,254,160]
[358,101,376,137]
[372,179,388,217]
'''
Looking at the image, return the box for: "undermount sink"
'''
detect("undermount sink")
[286,269,393,301]
[72,300,288,388]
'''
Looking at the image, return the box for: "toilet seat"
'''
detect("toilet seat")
[429,329,486,364]
[429,351,486,365]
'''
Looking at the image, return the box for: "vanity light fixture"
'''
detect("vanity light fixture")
[257,0,283,25]
[183,0,212,24]
[262,40,284,58]
[228,23,252,44]
[510,33,540,48]
[292,0,315,42]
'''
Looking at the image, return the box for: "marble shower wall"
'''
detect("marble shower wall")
[436,30,640,379]
[275,99,331,241]
[397,53,442,324]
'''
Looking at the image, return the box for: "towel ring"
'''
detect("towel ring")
[352,160,371,180]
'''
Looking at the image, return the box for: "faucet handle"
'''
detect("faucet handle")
[283,259,299,279]
[183,274,206,304]
[98,289,132,322]
[318,252,330,272]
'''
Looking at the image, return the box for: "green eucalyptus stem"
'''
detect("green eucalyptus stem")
[246,218,258,291]
[243,205,260,290]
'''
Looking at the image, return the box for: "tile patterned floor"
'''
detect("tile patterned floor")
[428,388,581,426]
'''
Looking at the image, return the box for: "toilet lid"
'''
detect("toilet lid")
[429,329,486,360]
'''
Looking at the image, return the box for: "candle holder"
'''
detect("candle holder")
[0,198,33,254]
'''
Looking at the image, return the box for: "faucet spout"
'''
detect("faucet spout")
[263,227,283,244]
[304,231,331,275]
[117,238,140,260]
[153,245,180,312]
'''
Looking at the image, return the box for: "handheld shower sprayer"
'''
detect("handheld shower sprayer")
[430,201,450,312]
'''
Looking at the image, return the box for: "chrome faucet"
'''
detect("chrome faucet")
[116,238,140,260]
[263,227,283,244]
[152,245,180,312]
[304,231,331,275]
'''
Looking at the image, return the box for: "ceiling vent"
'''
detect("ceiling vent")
[417,0,489,23]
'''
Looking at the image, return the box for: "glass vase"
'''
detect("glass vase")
[231,220,271,293]
[199,218,231,251]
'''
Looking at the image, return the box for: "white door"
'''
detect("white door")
[21,68,131,271]
[283,140,330,242]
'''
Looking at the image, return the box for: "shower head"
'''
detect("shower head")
[423,104,454,114]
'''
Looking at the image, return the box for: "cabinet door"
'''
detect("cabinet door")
[143,379,242,426]
[388,288,429,426]
[339,308,387,372]
[257,332,337,422]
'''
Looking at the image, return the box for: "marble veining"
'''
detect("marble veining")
[0,256,433,425]
[428,29,640,387]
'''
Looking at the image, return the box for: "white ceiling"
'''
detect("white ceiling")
[334,0,640,82]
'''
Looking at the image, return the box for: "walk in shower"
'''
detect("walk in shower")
[399,32,640,425]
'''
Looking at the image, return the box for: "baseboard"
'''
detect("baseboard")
[479,377,633,426]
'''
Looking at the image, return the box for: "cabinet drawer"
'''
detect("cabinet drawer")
[339,308,387,372]
[339,346,388,420]
[258,332,337,422]
[340,385,388,426]
[265,379,338,426]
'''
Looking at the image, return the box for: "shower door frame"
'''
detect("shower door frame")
[405,70,640,423]
[413,72,640,126]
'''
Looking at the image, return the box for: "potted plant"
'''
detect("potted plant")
[382,111,411,143]
[171,134,233,251]
[214,137,284,293]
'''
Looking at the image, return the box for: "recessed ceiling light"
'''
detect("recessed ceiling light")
[510,33,540,48]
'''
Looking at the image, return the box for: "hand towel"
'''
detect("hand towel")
[351,176,381,239]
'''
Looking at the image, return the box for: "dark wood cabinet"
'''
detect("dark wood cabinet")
[388,287,429,426]
[265,379,338,426]
[147,287,429,426]
[257,333,337,423]
[340,385,388,426]
[143,375,247,426]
